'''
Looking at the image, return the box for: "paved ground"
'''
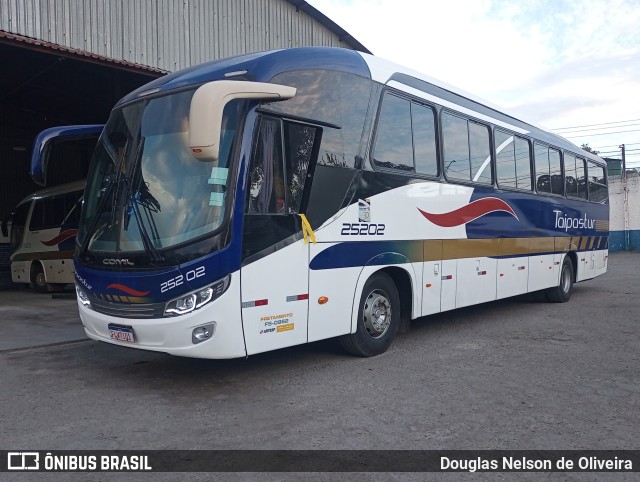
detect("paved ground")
[0,253,638,480]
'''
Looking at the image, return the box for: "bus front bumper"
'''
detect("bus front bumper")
[77,279,247,359]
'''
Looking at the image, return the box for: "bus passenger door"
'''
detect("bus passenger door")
[240,116,319,355]
[240,228,309,356]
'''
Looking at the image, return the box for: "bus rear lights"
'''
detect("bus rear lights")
[75,285,92,308]
[318,296,329,305]
[164,275,230,317]
[192,323,216,344]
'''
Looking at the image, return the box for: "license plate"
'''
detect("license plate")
[108,323,135,343]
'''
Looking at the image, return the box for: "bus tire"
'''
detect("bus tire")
[545,256,574,303]
[30,262,48,293]
[339,272,400,357]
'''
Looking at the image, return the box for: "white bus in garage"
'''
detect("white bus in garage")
[3,181,84,292]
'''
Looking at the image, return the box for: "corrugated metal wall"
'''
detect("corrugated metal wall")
[0,0,354,72]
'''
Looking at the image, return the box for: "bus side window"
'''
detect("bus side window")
[587,162,608,203]
[535,144,562,195]
[29,200,45,231]
[442,113,470,181]
[515,137,532,190]
[534,143,551,193]
[549,148,563,195]
[565,153,577,197]
[248,118,285,214]
[412,102,438,177]
[372,94,413,172]
[496,130,532,191]
[496,129,517,188]
[248,117,320,215]
[442,112,491,184]
[283,122,319,213]
[576,158,588,199]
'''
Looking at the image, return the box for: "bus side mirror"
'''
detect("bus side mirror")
[189,80,296,162]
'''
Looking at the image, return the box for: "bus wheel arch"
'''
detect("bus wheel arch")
[545,254,575,303]
[340,265,413,357]
[379,266,413,335]
[30,261,48,293]
[566,251,578,283]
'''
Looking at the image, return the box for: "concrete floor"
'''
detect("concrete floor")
[0,253,638,480]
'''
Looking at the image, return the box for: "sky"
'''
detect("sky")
[307,0,640,167]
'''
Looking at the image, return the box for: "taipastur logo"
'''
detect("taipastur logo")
[553,210,595,231]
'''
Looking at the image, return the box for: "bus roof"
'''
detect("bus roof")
[117,47,604,166]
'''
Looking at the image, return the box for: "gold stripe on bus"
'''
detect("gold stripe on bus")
[12,249,76,262]
[580,237,589,250]
[423,240,443,262]
[442,239,497,260]
[529,237,555,254]
[554,237,571,252]
[573,236,581,250]
[426,236,607,261]
[497,238,530,256]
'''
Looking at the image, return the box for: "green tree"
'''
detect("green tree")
[581,143,600,155]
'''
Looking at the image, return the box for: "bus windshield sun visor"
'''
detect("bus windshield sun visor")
[189,80,296,161]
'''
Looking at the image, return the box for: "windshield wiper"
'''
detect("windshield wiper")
[78,177,117,261]
[129,195,163,262]
[121,137,164,263]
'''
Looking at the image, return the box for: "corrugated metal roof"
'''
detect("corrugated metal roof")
[0,30,167,74]
[0,0,370,72]
[284,0,370,54]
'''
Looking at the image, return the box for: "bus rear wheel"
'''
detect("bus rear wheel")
[545,256,574,303]
[339,272,400,357]
[30,263,48,293]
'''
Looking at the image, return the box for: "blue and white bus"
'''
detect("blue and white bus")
[46,47,607,358]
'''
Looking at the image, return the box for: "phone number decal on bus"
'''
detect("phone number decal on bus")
[160,266,205,293]
[341,223,386,236]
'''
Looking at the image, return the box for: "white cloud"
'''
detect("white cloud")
[308,0,640,151]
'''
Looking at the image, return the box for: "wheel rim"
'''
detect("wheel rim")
[561,264,571,294]
[35,271,46,288]
[363,289,391,339]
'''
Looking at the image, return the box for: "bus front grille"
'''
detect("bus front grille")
[90,298,165,319]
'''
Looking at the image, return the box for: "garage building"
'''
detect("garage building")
[0,0,368,283]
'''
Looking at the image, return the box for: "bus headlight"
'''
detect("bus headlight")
[163,275,230,317]
[75,284,92,309]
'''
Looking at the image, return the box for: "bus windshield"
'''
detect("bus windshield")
[78,89,244,263]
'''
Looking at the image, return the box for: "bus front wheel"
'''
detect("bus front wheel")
[545,256,574,303]
[339,272,400,357]
[30,263,48,293]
